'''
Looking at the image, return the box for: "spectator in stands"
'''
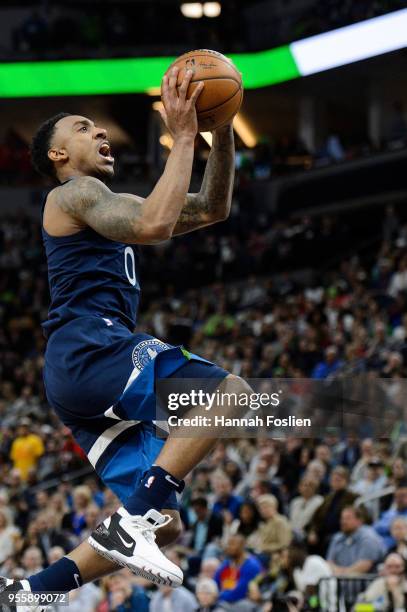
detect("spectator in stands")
[34,511,72,561]
[389,458,407,488]
[190,496,223,556]
[304,459,329,495]
[250,542,330,609]
[9,418,44,480]
[83,476,105,508]
[199,557,221,581]
[47,546,65,565]
[389,517,407,562]
[99,570,149,612]
[327,506,386,575]
[248,547,294,607]
[151,584,198,612]
[80,503,102,541]
[232,500,261,541]
[35,491,50,513]
[351,457,388,518]
[311,345,343,379]
[389,254,407,297]
[308,466,358,555]
[151,551,197,612]
[48,492,69,529]
[314,444,332,472]
[289,542,332,601]
[62,485,92,536]
[0,509,19,564]
[338,432,361,470]
[195,578,223,612]
[375,480,407,550]
[251,494,292,558]
[190,466,212,498]
[211,472,242,519]
[215,534,262,603]
[358,552,407,610]
[0,492,13,525]
[351,438,375,483]
[289,476,324,536]
[21,546,44,577]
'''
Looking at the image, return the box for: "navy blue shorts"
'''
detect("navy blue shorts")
[44,316,228,509]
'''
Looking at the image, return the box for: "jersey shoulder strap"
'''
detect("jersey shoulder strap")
[41,178,77,225]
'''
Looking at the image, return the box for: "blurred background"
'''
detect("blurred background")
[1,1,407,611]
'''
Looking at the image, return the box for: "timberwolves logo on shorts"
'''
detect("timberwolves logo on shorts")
[132,339,169,370]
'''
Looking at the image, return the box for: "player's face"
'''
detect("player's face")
[50,115,115,180]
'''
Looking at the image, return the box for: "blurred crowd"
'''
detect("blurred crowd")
[1,197,407,609]
[291,0,405,42]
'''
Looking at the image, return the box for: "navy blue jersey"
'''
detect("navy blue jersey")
[41,189,141,338]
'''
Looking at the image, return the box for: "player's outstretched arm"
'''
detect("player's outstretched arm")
[172,123,235,236]
[49,68,204,245]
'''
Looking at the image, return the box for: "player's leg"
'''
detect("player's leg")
[0,507,181,607]
[1,374,249,601]
[87,374,251,585]
[122,374,250,512]
[33,329,249,590]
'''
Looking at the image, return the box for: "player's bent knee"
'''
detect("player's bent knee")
[219,374,252,417]
[222,373,252,396]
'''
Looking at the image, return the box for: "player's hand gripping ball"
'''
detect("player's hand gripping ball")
[163,49,243,132]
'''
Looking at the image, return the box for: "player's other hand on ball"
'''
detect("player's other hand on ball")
[160,67,204,141]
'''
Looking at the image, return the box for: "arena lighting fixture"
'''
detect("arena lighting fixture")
[180,3,203,18]
[1,9,407,97]
[233,113,257,148]
[152,105,213,148]
[201,132,213,146]
[159,133,173,149]
[147,87,162,96]
[203,2,221,18]
[153,101,246,149]
[290,7,407,75]
[180,2,221,18]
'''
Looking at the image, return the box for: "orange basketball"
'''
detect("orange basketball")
[163,49,243,132]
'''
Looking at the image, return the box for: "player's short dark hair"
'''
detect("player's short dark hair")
[30,112,71,179]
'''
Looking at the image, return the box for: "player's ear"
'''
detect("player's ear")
[48,147,68,162]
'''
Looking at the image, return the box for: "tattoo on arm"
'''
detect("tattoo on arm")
[54,177,146,243]
[173,126,235,236]
[173,192,208,235]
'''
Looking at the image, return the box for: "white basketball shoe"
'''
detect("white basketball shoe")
[88,508,183,587]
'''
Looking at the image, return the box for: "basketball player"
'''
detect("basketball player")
[0,67,250,608]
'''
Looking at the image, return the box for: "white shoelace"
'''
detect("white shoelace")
[128,514,173,546]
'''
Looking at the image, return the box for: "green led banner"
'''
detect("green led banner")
[0,9,406,98]
[0,47,299,98]
[230,46,300,89]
